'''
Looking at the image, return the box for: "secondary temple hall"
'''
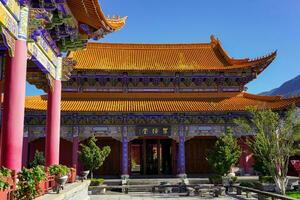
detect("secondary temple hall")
[23,36,300,178]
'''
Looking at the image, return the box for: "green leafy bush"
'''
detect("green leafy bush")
[259,176,274,183]
[79,136,111,178]
[29,150,45,168]
[240,181,256,188]
[49,164,70,177]
[0,167,11,190]
[209,175,222,185]
[0,167,11,177]
[207,128,241,176]
[90,178,104,186]
[15,166,46,200]
[230,176,238,184]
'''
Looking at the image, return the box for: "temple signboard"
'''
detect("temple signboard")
[136,126,171,136]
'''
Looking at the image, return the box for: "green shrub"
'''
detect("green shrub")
[29,150,45,168]
[15,166,46,200]
[78,136,111,179]
[209,175,222,185]
[0,167,11,177]
[259,176,274,183]
[49,164,70,177]
[240,181,256,188]
[0,167,11,190]
[230,176,238,184]
[207,128,241,176]
[90,178,104,186]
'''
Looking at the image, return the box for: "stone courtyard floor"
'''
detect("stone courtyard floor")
[90,192,254,200]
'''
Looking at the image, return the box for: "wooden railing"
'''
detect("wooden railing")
[233,185,297,200]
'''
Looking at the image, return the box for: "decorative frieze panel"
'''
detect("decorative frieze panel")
[78,126,122,141]
[64,73,256,93]
[60,126,74,142]
[27,42,58,78]
[188,125,225,137]
[0,27,15,56]
[0,1,18,38]
[28,126,45,142]
[0,0,20,21]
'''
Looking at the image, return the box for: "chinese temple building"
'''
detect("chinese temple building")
[23,36,300,178]
[0,0,126,171]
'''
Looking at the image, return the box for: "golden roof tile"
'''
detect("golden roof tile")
[24,92,300,113]
[69,36,276,72]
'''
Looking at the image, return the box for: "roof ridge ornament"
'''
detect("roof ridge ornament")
[210,35,219,46]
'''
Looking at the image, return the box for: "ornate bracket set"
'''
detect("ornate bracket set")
[0,0,109,85]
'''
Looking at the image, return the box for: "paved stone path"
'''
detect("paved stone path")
[90,192,253,200]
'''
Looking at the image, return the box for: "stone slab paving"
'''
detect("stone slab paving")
[90,192,254,200]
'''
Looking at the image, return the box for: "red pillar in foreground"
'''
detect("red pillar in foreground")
[45,80,62,166]
[1,41,27,171]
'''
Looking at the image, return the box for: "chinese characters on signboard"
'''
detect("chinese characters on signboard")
[136,126,171,136]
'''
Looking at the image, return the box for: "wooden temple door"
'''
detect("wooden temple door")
[130,138,173,176]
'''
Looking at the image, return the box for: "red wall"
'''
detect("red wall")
[238,137,254,175]
[28,138,73,167]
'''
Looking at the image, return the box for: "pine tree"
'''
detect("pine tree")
[78,136,111,179]
[207,128,241,176]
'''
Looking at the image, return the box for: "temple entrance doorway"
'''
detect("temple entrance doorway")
[130,138,175,176]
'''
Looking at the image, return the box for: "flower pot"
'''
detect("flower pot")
[99,184,107,194]
[80,170,90,181]
[54,176,68,194]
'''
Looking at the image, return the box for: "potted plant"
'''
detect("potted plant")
[78,136,111,179]
[89,178,107,194]
[49,164,70,193]
[15,166,46,200]
[0,167,12,199]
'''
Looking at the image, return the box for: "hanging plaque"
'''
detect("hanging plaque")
[136,126,171,136]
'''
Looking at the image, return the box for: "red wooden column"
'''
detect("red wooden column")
[1,40,28,171]
[22,130,29,167]
[72,132,79,172]
[171,140,177,175]
[45,80,62,166]
[0,54,4,165]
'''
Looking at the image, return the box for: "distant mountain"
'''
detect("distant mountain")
[260,75,300,97]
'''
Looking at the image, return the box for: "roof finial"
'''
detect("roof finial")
[210,35,218,46]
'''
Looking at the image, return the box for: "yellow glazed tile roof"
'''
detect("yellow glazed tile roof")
[69,36,276,72]
[24,92,300,113]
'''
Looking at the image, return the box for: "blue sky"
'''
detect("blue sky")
[26,0,300,96]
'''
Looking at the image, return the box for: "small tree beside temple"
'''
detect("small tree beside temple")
[207,128,241,176]
[29,150,45,168]
[78,136,111,179]
[234,107,300,195]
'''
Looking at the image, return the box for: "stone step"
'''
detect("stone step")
[103,179,122,186]
[128,178,182,186]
